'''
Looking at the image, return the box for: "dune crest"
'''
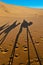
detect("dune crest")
[0,2,43,16]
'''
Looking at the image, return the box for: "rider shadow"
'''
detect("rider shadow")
[9,20,33,65]
[0,20,20,45]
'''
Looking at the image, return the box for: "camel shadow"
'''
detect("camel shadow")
[9,20,42,65]
[8,20,33,65]
[0,20,20,45]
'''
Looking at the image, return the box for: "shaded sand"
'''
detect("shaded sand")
[0,2,43,65]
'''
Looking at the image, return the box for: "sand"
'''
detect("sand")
[0,2,43,65]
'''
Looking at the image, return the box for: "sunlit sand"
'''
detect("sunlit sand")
[0,2,43,65]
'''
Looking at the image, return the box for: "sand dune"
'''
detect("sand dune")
[0,2,43,65]
[0,2,43,16]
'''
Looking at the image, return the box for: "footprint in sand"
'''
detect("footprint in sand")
[16,43,19,48]
[24,48,28,51]
[15,53,19,57]
[35,40,40,45]
[4,49,8,52]
[0,48,8,54]
[23,45,28,51]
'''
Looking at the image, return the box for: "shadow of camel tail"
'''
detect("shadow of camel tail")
[28,28,42,65]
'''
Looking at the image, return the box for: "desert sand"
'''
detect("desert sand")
[0,2,43,65]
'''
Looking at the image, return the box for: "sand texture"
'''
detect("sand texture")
[0,2,43,65]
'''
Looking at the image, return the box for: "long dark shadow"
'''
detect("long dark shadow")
[26,27,30,65]
[0,23,9,31]
[28,28,42,65]
[8,21,22,65]
[0,20,20,45]
[8,20,32,65]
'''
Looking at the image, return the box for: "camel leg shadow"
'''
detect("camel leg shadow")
[26,27,30,65]
[8,20,33,65]
[28,28,42,65]
[8,26,22,65]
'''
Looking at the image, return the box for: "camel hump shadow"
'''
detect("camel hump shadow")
[21,20,33,28]
[14,20,33,43]
[18,20,33,34]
